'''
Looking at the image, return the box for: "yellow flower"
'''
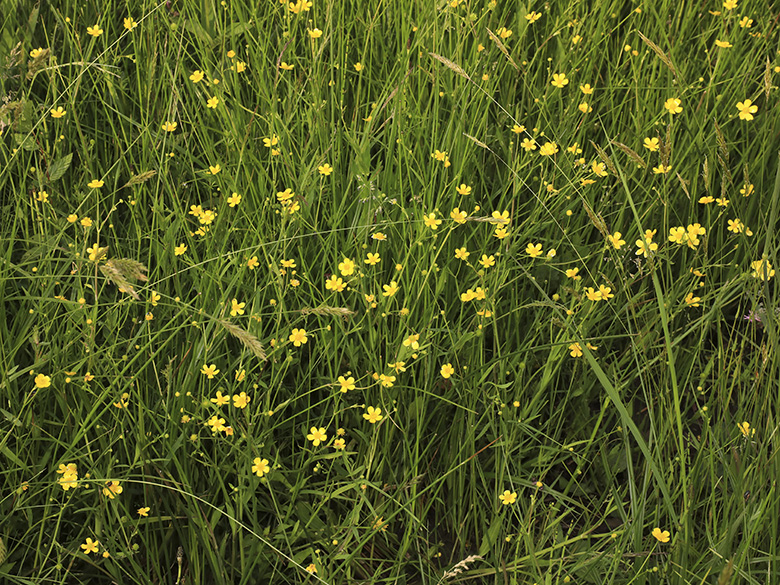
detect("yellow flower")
[510,124,525,134]
[174,244,187,256]
[325,274,345,292]
[684,292,701,307]
[569,343,583,357]
[280,61,294,70]
[162,121,177,132]
[440,363,455,379]
[643,137,659,151]
[578,102,592,113]
[307,426,327,446]
[201,364,220,378]
[81,538,100,554]
[636,240,657,257]
[189,70,205,83]
[209,164,221,175]
[565,267,581,280]
[382,280,399,297]
[526,243,543,258]
[723,0,737,10]
[479,254,495,268]
[424,212,442,230]
[103,480,123,499]
[551,73,569,88]
[751,259,775,281]
[29,47,45,59]
[525,11,542,22]
[608,232,626,250]
[450,208,468,224]
[668,226,687,244]
[354,62,363,71]
[651,527,670,543]
[727,219,744,234]
[737,421,755,438]
[246,256,259,269]
[496,27,512,39]
[664,98,682,115]
[736,99,758,121]
[318,163,333,176]
[456,183,472,195]
[252,457,270,477]
[521,138,537,151]
[137,506,150,516]
[88,179,104,189]
[499,490,517,504]
[579,83,593,94]
[337,375,356,393]
[364,252,381,265]
[363,406,383,424]
[207,96,219,109]
[124,17,138,31]
[87,24,103,37]
[714,39,732,48]
[592,161,607,177]
[59,472,78,491]
[230,298,246,316]
[455,247,469,260]
[206,415,226,433]
[50,107,66,118]
[539,142,558,156]
[289,0,313,14]
[308,28,323,39]
[338,257,356,276]
[227,192,241,207]
[289,328,308,346]
[34,373,51,389]
[653,164,671,174]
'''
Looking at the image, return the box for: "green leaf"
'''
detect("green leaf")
[478,513,503,556]
[47,153,72,182]
[13,133,36,151]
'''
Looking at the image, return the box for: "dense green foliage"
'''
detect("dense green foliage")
[2,1,779,583]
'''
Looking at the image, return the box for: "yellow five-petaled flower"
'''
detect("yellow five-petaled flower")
[651,527,670,543]
[363,406,384,424]
[736,99,758,121]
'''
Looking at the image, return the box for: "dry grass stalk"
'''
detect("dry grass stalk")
[217,319,266,361]
[428,52,471,81]
[299,306,355,317]
[439,554,482,583]
[123,170,157,188]
[611,140,647,169]
[637,31,680,80]
[591,141,616,175]
[99,258,148,300]
[485,28,519,71]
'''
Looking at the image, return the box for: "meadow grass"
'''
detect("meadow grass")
[1,0,780,583]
